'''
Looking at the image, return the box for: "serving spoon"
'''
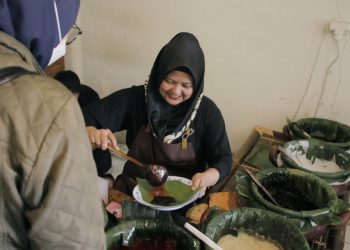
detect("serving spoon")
[242,166,280,207]
[108,146,168,186]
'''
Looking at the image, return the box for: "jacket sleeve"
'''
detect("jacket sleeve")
[22,96,105,250]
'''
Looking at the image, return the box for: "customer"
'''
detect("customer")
[0,1,105,249]
[54,70,112,176]
[84,32,233,197]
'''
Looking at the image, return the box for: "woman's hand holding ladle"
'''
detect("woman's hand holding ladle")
[86,126,168,186]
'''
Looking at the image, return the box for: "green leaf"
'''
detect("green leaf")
[237,167,349,234]
[105,220,201,250]
[203,207,310,250]
[136,177,195,205]
[286,118,350,149]
[244,140,277,170]
[280,139,350,182]
[122,200,174,222]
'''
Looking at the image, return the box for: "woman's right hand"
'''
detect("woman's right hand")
[86,126,119,150]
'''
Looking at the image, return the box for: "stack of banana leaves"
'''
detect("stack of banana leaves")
[286,118,350,151]
[203,207,310,250]
[236,168,350,236]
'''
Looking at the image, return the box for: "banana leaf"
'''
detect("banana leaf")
[244,140,277,169]
[279,139,350,183]
[122,200,174,222]
[235,171,252,200]
[236,171,314,233]
[136,177,195,205]
[203,207,310,250]
[286,118,350,149]
[236,168,349,234]
[105,220,200,250]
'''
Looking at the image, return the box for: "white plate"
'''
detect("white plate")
[132,176,200,211]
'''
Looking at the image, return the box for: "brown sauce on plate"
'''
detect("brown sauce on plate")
[150,185,168,197]
[149,186,176,206]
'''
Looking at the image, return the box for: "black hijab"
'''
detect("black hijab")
[146,32,205,143]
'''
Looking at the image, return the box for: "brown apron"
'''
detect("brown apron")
[114,125,198,195]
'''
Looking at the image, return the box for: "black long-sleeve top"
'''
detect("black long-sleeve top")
[83,85,233,181]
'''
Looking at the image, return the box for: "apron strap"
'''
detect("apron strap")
[0,66,37,86]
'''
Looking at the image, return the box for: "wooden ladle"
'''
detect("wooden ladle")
[108,146,168,186]
[242,166,280,207]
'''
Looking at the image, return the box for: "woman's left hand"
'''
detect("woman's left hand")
[191,168,220,197]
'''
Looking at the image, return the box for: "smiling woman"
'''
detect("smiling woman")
[159,70,194,105]
[83,32,232,199]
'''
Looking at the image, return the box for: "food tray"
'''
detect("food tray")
[222,126,288,191]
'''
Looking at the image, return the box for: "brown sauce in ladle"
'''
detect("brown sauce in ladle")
[108,146,168,186]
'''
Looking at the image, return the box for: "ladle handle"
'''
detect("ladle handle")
[108,146,145,168]
[242,167,280,207]
[184,222,223,250]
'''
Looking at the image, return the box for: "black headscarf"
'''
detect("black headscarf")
[146,32,205,143]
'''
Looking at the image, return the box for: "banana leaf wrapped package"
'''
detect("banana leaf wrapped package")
[236,168,350,235]
[277,139,350,194]
[203,207,310,250]
[285,118,350,150]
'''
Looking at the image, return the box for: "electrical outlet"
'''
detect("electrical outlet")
[329,17,350,40]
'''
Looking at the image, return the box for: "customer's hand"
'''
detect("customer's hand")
[191,168,220,197]
[86,126,118,150]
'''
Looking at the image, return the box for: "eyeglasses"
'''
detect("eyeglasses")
[66,24,82,45]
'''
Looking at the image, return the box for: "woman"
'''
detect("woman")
[84,32,232,197]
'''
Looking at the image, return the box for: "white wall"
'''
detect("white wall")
[66,0,350,153]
